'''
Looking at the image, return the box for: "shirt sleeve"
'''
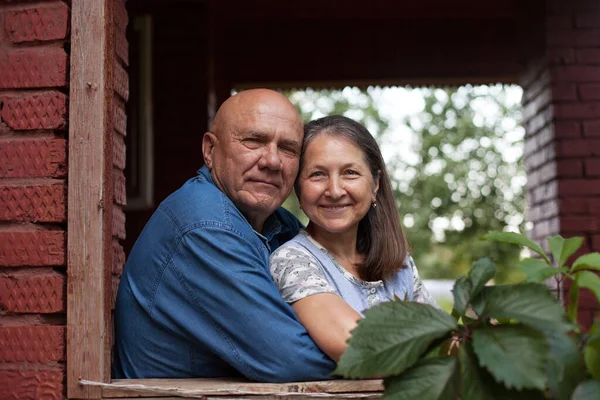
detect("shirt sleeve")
[407,256,441,309]
[150,224,336,382]
[270,244,338,303]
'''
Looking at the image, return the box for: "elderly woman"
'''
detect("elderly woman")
[270,115,437,362]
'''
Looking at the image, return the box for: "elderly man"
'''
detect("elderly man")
[113,89,335,382]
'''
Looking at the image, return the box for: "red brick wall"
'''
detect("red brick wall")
[521,0,600,329]
[0,1,70,398]
[113,0,128,310]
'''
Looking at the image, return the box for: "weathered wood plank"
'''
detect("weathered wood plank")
[100,379,383,398]
[67,0,115,398]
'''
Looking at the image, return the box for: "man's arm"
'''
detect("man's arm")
[150,224,336,382]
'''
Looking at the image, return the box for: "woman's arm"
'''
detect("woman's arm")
[270,245,362,361]
[406,256,440,308]
[291,293,362,361]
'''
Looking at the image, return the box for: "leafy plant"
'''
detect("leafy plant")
[334,232,600,399]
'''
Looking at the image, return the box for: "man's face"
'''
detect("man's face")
[204,99,303,228]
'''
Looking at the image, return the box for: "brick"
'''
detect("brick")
[113,240,125,275]
[576,14,600,28]
[0,48,67,89]
[551,83,577,100]
[551,65,600,82]
[576,49,600,64]
[539,161,557,182]
[0,368,63,400]
[593,234,600,249]
[549,48,575,65]
[522,68,549,103]
[547,16,573,30]
[4,3,69,43]
[116,30,129,66]
[561,216,600,232]
[113,206,126,240]
[533,180,558,204]
[0,273,65,313]
[586,159,600,176]
[579,84,600,100]
[525,145,555,170]
[556,159,584,177]
[554,121,581,138]
[583,120,600,136]
[559,179,600,195]
[556,139,600,157]
[0,184,66,223]
[0,326,65,362]
[113,132,126,170]
[115,0,129,33]
[0,139,66,178]
[0,231,65,267]
[114,102,127,136]
[591,199,600,214]
[534,217,560,239]
[547,29,600,48]
[554,102,600,119]
[113,169,126,206]
[114,60,129,101]
[523,87,552,121]
[560,197,589,214]
[525,107,553,135]
[0,91,67,130]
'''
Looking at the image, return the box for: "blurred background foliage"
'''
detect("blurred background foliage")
[282,86,526,283]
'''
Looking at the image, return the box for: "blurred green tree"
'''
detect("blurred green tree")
[283,85,525,282]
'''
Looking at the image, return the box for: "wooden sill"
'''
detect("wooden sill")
[99,378,384,399]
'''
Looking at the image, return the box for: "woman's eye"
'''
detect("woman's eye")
[309,171,324,178]
[345,170,359,176]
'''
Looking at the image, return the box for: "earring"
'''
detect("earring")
[371,201,377,208]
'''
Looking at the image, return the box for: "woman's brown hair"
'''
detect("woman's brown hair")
[296,115,410,281]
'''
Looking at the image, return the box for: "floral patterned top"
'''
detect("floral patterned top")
[270,230,438,312]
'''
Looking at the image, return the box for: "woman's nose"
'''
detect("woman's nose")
[325,177,346,198]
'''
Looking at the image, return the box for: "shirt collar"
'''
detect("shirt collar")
[198,165,285,240]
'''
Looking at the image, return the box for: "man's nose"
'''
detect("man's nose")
[325,176,346,199]
[258,143,281,171]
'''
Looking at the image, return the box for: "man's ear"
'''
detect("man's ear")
[202,132,216,168]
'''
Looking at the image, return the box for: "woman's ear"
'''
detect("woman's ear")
[373,170,381,201]
[202,132,216,168]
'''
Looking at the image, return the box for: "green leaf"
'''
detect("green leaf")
[334,302,457,378]
[572,253,600,273]
[482,232,550,264]
[575,271,600,304]
[452,276,471,316]
[459,342,494,400]
[568,281,580,325]
[475,283,572,332]
[585,334,600,381]
[548,235,584,268]
[383,357,459,400]
[545,329,587,400]
[472,325,548,390]
[468,258,496,297]
[572,380,600,400]
[459,342,546,400]
[516,258,566,283]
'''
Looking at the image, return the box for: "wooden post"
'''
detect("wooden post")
[67,0,115,398]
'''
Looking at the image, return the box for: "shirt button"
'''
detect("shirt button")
[370,288,377,294]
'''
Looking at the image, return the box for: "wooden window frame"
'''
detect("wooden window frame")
[66,2,380,398]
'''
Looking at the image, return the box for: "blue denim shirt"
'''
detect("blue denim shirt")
[113,166,335,382]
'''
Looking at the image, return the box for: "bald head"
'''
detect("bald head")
[211,89,302,139]
[202,88,304,231]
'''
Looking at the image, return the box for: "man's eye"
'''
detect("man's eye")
[280,146,298,156]
[309,171,325,178]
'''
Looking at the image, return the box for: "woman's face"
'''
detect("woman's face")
[298,134,379,236]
